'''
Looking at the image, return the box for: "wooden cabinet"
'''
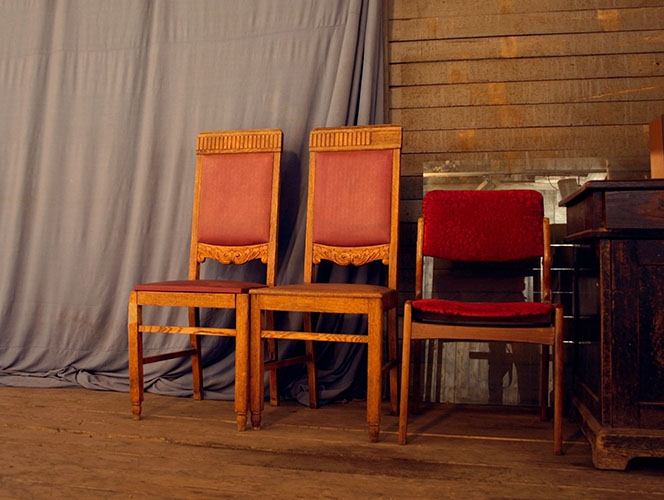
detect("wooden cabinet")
[560,180,664,469]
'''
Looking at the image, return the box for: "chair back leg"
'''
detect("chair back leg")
[387,307,399,416]
[553,306,564,455]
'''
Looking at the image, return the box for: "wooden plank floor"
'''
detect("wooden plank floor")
[1,387,663,499]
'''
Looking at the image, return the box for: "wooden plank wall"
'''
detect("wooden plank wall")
[388,0,664,403]
[391,0,664,305]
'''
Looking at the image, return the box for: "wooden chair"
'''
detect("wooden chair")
[128,129,282,430]
[398,189,564,454]
[249,124,402,442]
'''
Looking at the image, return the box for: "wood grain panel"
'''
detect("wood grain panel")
[390,7,664,40]
[403,125,649,154]
[388,0,662,407]
[391,0,664,19]
[391,53,664,87]
[391,77,664,109]
[392,101,664,130]
[401,152,648,176]
[391,30,664,63]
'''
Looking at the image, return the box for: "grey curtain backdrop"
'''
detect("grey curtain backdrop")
[0,0,385,403]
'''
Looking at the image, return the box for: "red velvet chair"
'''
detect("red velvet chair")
[398,189,564,454]
[249,124,402,442]
[128,129,282,430]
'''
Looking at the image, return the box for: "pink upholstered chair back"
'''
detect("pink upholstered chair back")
[190,129,282,284]
[304,126,402,285]
[422,190,544,262]
[312,149,394,247]
[197,152,275,246]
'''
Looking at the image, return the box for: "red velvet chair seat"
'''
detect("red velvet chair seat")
[134,279,267,294]
[412,298,554,326]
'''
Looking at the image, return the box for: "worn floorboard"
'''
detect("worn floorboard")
[1,387,662,499]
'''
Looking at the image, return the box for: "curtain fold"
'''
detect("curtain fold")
[0,0,385,402]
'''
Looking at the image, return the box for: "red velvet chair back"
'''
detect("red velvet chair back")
[422,190,544,262]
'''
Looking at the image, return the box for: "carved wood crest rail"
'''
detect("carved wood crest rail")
[197,129,282,154]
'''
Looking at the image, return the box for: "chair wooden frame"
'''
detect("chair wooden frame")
[128,128,282,430]
[398,210,564,455]
[249,124,402,442]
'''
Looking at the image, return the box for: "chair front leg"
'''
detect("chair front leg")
[235,294,249,431]
[250,295,265,429]
[128,292,144,420]
[367,300,383,443]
